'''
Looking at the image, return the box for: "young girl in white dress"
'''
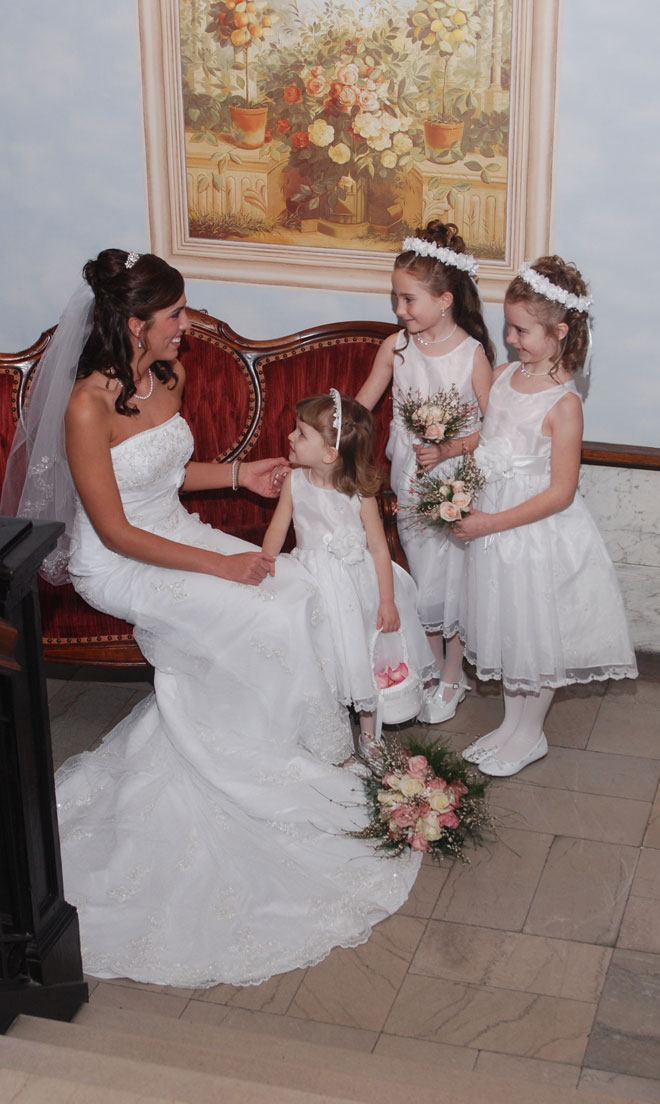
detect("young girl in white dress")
[262,390,435,757]
[455,256,638,777]
[357,222,493,725]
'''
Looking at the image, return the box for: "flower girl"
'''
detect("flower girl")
[455,256,637,776]
[263,390,435,757]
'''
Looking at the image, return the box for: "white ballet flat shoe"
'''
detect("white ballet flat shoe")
[461,735,501,764]
[418,680,467,724]
[478,733,548,777]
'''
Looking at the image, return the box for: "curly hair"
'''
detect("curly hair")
[394,221,495,368]
[505,255,591,376]
[294,393,382,498]
[77,249,184,414]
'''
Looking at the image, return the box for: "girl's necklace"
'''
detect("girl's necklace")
[415,323,458,348]
[519,363,554,378]
[134,367,154,400]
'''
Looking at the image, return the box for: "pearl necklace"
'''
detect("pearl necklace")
[134,367,154,400]
[414,323,458,347]
[519,363,554,378]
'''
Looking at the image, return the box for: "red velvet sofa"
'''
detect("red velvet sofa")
[0,309,399,667]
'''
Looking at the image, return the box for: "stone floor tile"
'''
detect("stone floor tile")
[524,837,638,945]
[396,860,452,918]
[195,968,305,1012]
[287,914,426,1031]
[645,786,660,848]
[96,975,196,999]
[383,974,596,1064]
[588,683,660,760]
[474,1050,581,1090]
[579,1068,660,1102]
[618,847,660,953]
[88,978,190,1018]
[373,1032,477,1070]
[495,781,650,845]
[199,1002,379,1050]
[432,827,553,931]
[545,682,606,749]
[523,747,660,801]
[410,919,611,1001]
[583,948,660,1080]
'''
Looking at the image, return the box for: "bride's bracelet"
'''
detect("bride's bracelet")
[231,459,242,491]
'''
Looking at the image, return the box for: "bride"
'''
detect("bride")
[2,248,419,988]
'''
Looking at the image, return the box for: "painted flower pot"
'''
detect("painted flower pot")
[423,119,464,160]
[324,175,367,224]
[230,105,268,149]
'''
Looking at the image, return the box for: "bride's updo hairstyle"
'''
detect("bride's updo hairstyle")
[395,221,495,368]
[505,255,591,376]
[295,393,382,498]
[78,248,185,415]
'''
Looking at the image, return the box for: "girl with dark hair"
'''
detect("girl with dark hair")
[2,249,421,987]
[357,222,493,726]
[262,391,434,758]
[455,256,637,776]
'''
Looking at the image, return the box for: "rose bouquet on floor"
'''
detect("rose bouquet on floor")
[352,739,492,862]
[396,384,479,445]
[411,451,486,530]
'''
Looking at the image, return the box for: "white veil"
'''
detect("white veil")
[0,282,95,584]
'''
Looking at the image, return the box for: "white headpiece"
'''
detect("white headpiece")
[125,251,141,269]
[401,236,478,278]
[0,282,95,584]
[329,388,342,449]
[517,261,592,313]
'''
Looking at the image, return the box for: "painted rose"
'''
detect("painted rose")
[328,142,351,164]
[308,118,335,147]
[406,754,429,779]
[276,118,292,133]
[439,501,462,523]
[352,111,380,139]
[337,85,360,110]
[367,130,392,152]
[283,84,302,105]
[392,132,413,155]
[306,75,329,96]
[452,492,472,511]
[359,89,380,112]
[380,150,397,169]
[291,130,310,149]
[335,62,360,85]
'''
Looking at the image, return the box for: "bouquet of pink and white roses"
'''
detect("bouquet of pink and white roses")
[412,452,486,530]
[396,385,479,445]
[352,739,491,861]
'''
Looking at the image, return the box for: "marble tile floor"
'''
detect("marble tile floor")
[45,655,660,1102]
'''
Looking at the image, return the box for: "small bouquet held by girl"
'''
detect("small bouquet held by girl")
[396,384,480,446]
[411,451,486,530]
[352,739,492,861]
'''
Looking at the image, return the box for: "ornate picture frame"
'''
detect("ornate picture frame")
[137,0,560,300]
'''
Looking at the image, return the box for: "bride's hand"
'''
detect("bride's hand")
[241,458,291,498]
[217,551,275,585]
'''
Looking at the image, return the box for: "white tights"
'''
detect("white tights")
[478,686,554,758]
[427,631,465,702]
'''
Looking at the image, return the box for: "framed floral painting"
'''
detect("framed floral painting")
[138,0,560,299]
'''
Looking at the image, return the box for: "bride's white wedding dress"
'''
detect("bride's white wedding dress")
[57,413,419,988]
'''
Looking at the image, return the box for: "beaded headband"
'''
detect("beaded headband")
[329,388,342,449]
[401,236,478,277]
[125,251,141,269]
[517,261,592,313]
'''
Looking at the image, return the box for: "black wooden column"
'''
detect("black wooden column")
[0,518,87,1032]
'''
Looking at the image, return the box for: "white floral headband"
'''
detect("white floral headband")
[402,236,478,277]
[329,388,342,449]
[517,261,592,313]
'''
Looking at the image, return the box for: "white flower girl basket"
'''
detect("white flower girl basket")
[370,629,423,741]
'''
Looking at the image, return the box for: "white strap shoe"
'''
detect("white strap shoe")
[417,680,468,724]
